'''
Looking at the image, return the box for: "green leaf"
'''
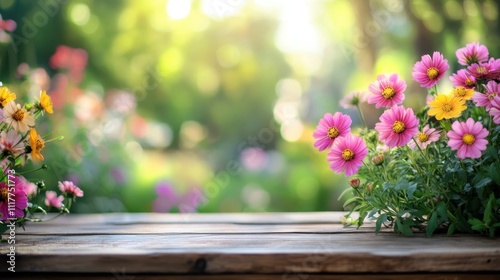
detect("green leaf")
[436,201,448,222]
[0,223,8,237]
[447,222,456,236]
[468,218,487,231]
[489,163,500,185]
[396,219,414,236]
[375,213,388,233]
[337,187,353,201]
[474,177,492,190]
[342,197,360,209]
[484,193,495,225]
[426,211,438,238]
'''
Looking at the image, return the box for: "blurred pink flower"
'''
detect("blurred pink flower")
[49,45,88,83]
[450,69,477,89]
[327,134,368,177]
[178,188,205,213]
[456,42,489,66]
[313,112,352,151]
[412,51,449,88]
[367,74,406,108]
[340,91,368,109]
[0,15,16,32]
[45,191,64,208]
[105,90,137,114]
[17,176,37,197]
[58,181,84,197]
[375,105,419,148]
[447,118,488,159]
[240,147,267,171]
[152,181,177,213]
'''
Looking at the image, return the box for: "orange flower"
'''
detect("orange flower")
[39,90,53,114]
[29,129,45,161]
[0,86,16,108]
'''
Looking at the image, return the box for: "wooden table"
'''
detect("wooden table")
[0,212,499,279]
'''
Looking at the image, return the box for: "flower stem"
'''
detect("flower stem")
[356,104,368,129]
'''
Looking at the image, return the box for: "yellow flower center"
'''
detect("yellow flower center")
[441,103,453,112]
[0,188,8,202]
[427,67,439,80]
[328,127,340,139]
[36,138,45,150]
[453,87,468,98]
[476,66,487,74]
[392,121,406,134]
[417,132,429,142]
[12,109,25,121]
[462,133,475,145]
[465,78,475,87]
[487,92,497,100]
[342,149,355,161]
[382,86,395,99]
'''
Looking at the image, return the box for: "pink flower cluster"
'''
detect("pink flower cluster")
[313,42,498,177]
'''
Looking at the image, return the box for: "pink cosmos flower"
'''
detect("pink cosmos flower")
[456,42,489,66]
[327,134,368,177]
[467,58,500,80]
[58,181,84,197]
[340,91,368,109]
[408,125,440,150]
[367,74,406,108]
[0,176,28,221]
[45,191,64,208]
[375,105,419,148]
[489,96,500,124]
[0,129,25,157]
[412,51,449,88]
[313,112,352,151]
[472,80,499,110]
[450,69,477,89]
[447,118,489,159]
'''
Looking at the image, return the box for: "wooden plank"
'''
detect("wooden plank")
[22,212,357,225]
[16,222,382,235]
[2,273,500,280]
[2,232,499,273]
[1,213,499,276]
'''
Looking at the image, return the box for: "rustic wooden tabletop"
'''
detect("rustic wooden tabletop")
[0,212,499,279]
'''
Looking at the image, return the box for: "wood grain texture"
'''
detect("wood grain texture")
[3,273,500,280]
[0,212,499,277]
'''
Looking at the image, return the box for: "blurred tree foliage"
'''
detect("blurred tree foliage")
[0,0,499,213]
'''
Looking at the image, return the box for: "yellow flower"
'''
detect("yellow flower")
[4,101,35,133]
[0,86,16,108]
[451,86,474,101]
[29,128,45,162]
[39,90,53,114]
[428,93,466,120]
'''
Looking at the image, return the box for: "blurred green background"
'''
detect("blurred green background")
[0,0,499,213]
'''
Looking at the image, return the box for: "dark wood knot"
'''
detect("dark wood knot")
[192,257,207,274]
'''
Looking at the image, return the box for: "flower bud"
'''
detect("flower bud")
[349,178,360,188]
[371,154,385,166]
[366,183,373,191]
[36,181,45,189]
